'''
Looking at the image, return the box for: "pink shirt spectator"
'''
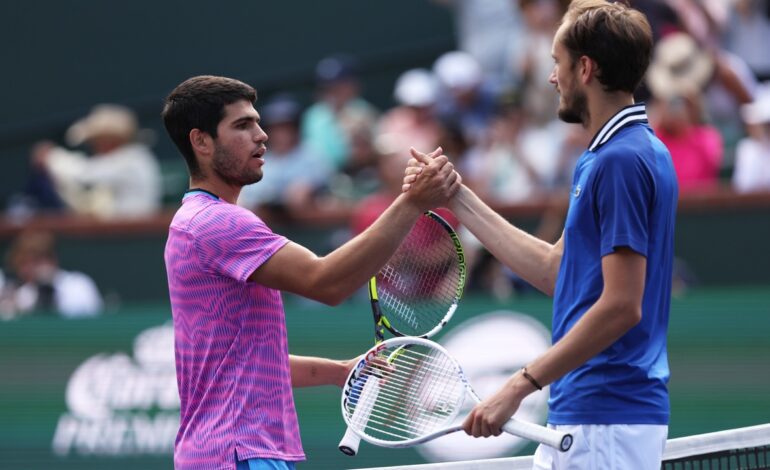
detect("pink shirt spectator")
[656,125,723,192]
[165,191,301,469]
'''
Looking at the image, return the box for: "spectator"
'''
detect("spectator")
[0,230,103,320]
[647,33,724,191]
[301,54,379,172]
[238,94,335,220]
[5,142,66,219]
[433,51,500,146]
[733,84,770,192]
[506,0,562,125]
[33,104,163,218]
[723,0,770,81]
[327,117,382,204]
[630,0,683,42]
[430,0,522,87]
[703,50,759,167]
[375,68,443,160]
[466,96,544,205]
[652,94,723,192]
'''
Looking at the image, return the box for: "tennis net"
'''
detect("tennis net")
[351,423,770,470]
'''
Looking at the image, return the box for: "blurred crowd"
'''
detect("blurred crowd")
[0,230,102,320]
[4,0,770,315]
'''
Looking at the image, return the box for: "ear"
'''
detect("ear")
[578,56,596,85]
[189,129,213,158]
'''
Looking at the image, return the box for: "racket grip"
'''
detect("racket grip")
[339,376,382,456]
[502,419,573,452]
[338,427,362,456]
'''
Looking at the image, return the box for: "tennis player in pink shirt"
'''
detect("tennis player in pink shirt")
[161,75,460,470]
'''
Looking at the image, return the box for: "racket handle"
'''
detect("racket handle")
[339,376,382,456]
[338,427,362,456]
[502,418,573,452]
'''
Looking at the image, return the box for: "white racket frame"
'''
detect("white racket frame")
[339,211,465,456]
[340,337,572,452]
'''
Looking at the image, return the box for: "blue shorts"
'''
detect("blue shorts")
[235,457,296,470]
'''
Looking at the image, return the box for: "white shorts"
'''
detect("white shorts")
[532,424,668,470]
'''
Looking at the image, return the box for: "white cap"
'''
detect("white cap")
[394,68,439,107]
[433,51,483,91]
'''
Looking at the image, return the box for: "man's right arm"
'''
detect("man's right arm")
[250,148,461,305]
[450,185,563,296]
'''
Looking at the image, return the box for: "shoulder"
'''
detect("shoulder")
[589,127,659,195]
[174,197,268,236]
[595,125,657,167]
[194,199,263,229]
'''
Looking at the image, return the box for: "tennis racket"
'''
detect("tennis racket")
[338,210,466,456]
[341,337,573,453]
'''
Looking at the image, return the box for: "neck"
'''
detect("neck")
[188,178,241,204]
[584,91,636,137]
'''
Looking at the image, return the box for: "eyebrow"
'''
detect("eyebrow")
[231,114,260,126]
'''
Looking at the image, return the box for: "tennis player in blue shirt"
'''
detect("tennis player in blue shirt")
[405,0,678,467]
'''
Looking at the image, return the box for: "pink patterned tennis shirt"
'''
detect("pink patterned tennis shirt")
[165,191,303,469]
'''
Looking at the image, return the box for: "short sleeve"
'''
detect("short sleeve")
[191,203,288,282]
[592,151,654,258]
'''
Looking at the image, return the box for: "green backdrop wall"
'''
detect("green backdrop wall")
[1,288,769,469]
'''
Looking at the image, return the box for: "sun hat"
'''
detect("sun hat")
[646,32,714,100]
[65,104,139,146]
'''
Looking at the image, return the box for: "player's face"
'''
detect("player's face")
[550,32,587,125]
[211,100,268,187]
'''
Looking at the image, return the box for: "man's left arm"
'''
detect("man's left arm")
[464,248,646,437]
[289,355,357,388]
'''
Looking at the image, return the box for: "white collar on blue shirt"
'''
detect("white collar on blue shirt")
[588,103,648,152]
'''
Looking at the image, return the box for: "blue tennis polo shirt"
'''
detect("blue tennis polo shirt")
[549,103,679,425]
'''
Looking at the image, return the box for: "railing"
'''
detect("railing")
[1,187,768,239]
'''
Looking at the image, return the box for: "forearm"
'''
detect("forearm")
[520,248,646,393]
[290,355,351,388]
[523,297,641,390]
[312,193,422,303]
[471,296,642,425]
[254,148,457,304]
[451,185,561,295]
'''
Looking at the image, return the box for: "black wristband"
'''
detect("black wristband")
[522,367,543,391]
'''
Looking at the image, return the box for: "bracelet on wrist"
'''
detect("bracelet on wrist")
[522,367,543,391]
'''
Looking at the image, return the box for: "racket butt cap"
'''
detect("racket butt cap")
[560,433,573,452]
[339,445,357,456]
[338,428,361,456]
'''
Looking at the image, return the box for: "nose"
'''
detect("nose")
[548,67,557,86]
[254,124,268,143]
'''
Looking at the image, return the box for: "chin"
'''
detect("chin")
[558,108,583,124]
[244,173,263,186]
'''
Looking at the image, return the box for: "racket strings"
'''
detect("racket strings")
[344,346,465,441]
[349,371,449,437]
[378,216,463,336]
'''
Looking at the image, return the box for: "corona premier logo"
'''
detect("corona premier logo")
[51,324,179,457]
